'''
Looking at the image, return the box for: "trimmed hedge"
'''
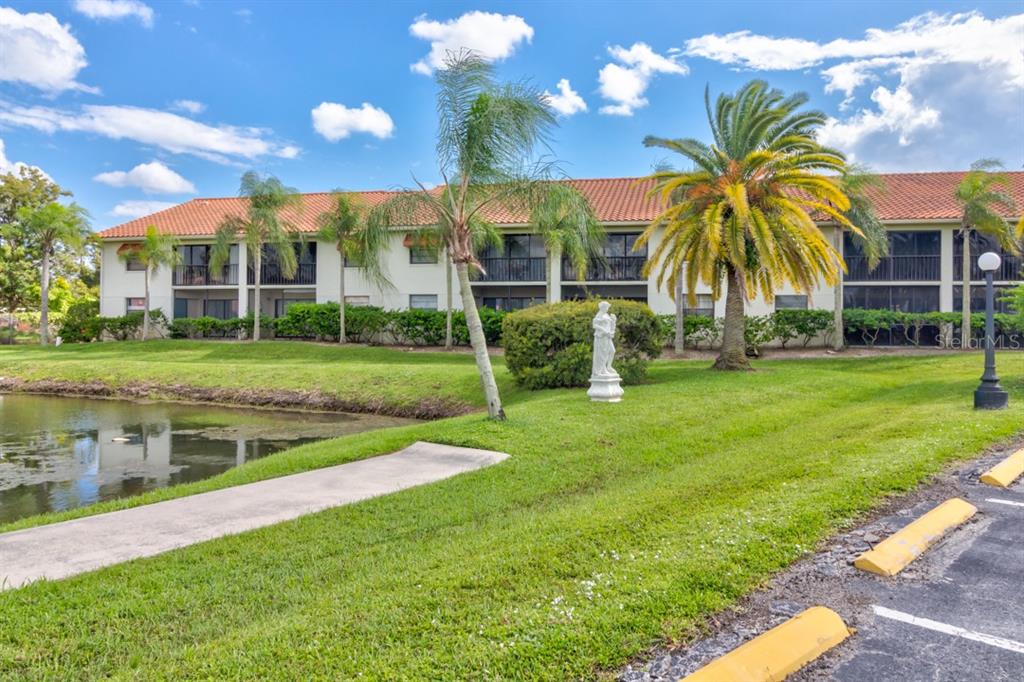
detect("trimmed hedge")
[658,308,835,351]
[503,299,664,390]
[59,307,169,343]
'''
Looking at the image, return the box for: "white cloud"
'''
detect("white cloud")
[234,8,252,23]
[544,79,587,117]
[0,7,95,94]
[598,43,687,116]
[684,11,1024,169]
[73,0,154,28]
[94,161,195,194]
[0,103,299,164]
[111,200,176,219]
[311,102,395,141]
[0,138,49,178]
[409,11,533,75]
[171,99,205,115]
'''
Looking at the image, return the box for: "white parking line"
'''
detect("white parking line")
[872,606,1024,654]
[985,498,1024,508]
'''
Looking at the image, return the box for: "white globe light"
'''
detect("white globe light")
[978,251,1002,272]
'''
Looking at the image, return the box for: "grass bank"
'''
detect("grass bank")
[0,346,1022,679]
[0,340,523,418]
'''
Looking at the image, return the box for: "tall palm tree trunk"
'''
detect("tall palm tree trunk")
[961,228,972,348]
[338,246,346,343]
[142,267,151,341]
[714,265,750,370]
[833,228,845,351]
[455,260,504,419]
[39,248,50,345]
[444,250,453,349]
[253,247,262,342]
[673,266,685,355]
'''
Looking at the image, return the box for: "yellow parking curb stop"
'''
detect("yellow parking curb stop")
[682,606,852,682]
[980,449,1024,488]
[854,498,977,577]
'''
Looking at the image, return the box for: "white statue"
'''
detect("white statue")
[587,301,624,402]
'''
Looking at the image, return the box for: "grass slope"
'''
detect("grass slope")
[0,347,1022,679]
[0,340,522,416]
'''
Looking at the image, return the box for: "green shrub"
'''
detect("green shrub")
[743,315,774,355]
[344,306,391,343]
[58,299,103,343]
[390,309,446,345]
[272,302,341,340]
[503,299,664,390]
[772,309,834,348]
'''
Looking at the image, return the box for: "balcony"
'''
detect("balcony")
[562,256,646,282]
[173,264,238,286]
[248,263,317,285]
[474,257,546,282]
[954,254,1023,282]
[845,255,940,282]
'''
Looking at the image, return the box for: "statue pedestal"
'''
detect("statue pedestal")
[587,374,623,402]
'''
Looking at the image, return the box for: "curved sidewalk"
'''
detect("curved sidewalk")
[0,441,508,591]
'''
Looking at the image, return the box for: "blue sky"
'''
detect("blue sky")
[1,0,1021,231]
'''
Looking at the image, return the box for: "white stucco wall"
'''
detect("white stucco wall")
[99,242,173,317]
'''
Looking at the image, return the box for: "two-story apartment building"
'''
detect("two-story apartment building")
[96,172,1023,324]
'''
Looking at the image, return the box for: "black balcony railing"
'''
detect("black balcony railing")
[474,257,546,282]
[562,256,646,282]
[954,255,1023,282]
[248,262,317,285]
[173,264,238,286]
[845,255,940,282]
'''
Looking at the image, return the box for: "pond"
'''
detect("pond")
[0,394,417,525]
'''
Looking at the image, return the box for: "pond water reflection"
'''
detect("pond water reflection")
[0,394,416,524]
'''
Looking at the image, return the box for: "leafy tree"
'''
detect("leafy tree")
[119,225,182,340]
[0,167,68,231]
[831,165,889,350]
[316,192,392,343]
[639,80,856,370]
[529,183,604,302]
[14,202,90,344]
[0,241,36,343]
[211,172,302,342]
[372,50,563,419]
[954,160,1020,347]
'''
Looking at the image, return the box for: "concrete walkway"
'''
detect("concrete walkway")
[0,441,508,591]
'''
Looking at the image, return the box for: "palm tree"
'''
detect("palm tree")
[372,50,561,420]
[954,159,1020,347]
[316,192,392,343]
[831,166,889,350]
[14,201,90,345]
[638,80,857,370]
[210,172,302,342]
[118,225,182,340]
[530,183,604,303]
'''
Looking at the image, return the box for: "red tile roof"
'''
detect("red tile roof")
[97,172,1023,239]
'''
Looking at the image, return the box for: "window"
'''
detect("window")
[345,296,370,307]
[178,244,209,266]
[272,298,308,318]
[844,231,940,257]
[409,294,438,310]
[481,296,543,311]
[125,254,145,271]
[126,297,146,313]
[953,286,1017,315]
[775,295,808,310]
[174,298,188,319]
[205,299,239,320]
[602,233,647,258]
[682,294,714,318]
[843,285,940,313]
[482,234,546,259]
[409,247,438,264]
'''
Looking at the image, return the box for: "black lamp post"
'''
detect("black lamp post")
[974,251,1008,410]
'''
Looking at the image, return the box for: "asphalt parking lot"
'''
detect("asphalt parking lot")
[620,442,1024,682]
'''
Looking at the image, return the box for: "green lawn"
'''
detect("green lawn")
[0,343,1022,680]
[0,340,525,417]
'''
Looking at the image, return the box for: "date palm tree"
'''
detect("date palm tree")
[831,166,889,350]
[954,159,1019,347]
[372,50,563,420]
[211,172,301,342]
[316,192,392,343]
[530,183,604,303]
[118,225,182,340]
[638,80,857,370]
[15,201,90,345]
